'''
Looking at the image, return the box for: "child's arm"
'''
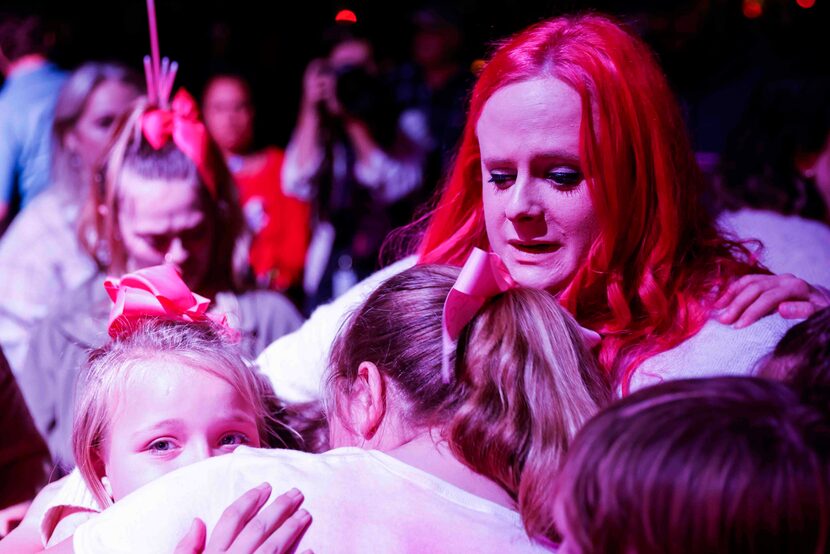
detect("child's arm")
[39,485,310,554]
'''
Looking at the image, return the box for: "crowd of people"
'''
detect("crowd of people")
[0,6,829,554]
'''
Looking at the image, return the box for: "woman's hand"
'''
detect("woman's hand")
[174,484,312,554]
[715,274,830,328]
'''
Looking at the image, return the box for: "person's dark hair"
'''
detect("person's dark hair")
[760,307,830,411]
[554,376,830,554]
[0,12,47,62]
[717,77,830,221]
[327,264,611,540]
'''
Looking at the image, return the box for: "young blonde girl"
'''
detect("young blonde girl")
[0,266,310,554]
[42,265,278,547]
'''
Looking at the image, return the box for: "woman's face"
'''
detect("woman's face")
[202,77,254,155]
[67,79,140,172]
[478,77,599,293]
[117,172,214,291]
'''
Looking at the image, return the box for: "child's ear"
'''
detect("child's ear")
[92,450,114,500]
[349,361,386,440]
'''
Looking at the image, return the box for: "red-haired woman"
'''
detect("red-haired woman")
[258,13,829,400]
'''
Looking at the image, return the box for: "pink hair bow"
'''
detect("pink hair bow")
[139,89,216,197]
[104,264,236,340]
[440,248,602,383]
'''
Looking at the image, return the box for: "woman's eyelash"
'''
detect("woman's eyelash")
[548,170,583,186]
[488,173,514,184]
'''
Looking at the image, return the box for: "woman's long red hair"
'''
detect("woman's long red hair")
[416,14,759,392]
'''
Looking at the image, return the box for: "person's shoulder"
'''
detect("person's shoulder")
[631,314,798,391]
[234,289,302,320]
[0,190,75,252]
[721,208,830,238]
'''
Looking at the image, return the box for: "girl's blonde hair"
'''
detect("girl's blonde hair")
[327,264,611,541]
[72,319,275,508]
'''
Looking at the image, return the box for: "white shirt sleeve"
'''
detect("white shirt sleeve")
[281,141,323,202]
[256,256,417,403]
[353,109,431,204]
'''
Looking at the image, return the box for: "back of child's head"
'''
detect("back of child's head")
[760,307,830,411]
[78,95,246,289]
[72,318,275,508]
[554,376,830,554]
[327,263,611,540]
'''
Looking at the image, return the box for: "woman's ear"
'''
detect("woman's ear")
[349,361,386,440]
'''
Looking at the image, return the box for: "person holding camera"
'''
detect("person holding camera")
[282,29,430,310]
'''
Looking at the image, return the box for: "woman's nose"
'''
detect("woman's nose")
[164,237,189,266]
[504,177,543,221]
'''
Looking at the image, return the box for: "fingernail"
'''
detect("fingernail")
[287,488,303,500]
[298,508,311,522]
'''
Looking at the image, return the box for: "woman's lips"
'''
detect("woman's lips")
[508,241,562,254]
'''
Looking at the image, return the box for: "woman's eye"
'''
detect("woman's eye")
[143,235,170,252]
[547,169,583,187]
[487,172,515,188]
[219,433,250,448]
[95,115,116,130]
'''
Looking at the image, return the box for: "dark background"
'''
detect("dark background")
[3,0,829,153]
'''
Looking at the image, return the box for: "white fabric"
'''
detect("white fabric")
[630,313,797,391]
[73,446,549,554]
[256,256,416,403]
[718,209,830,289]
[39,468,102,546]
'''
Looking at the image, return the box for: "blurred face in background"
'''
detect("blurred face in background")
[202,76,254,155]
[117,172,214,291]
[66,79,140,171]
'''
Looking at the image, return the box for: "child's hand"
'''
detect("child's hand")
[173,483,312,554]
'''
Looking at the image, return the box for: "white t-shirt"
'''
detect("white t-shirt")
[256,256,416,403]
[73,446,550,554]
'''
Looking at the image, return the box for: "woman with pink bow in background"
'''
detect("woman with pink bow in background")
[15,75,303,472]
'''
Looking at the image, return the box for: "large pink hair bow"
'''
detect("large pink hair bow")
[139,89,216,197]
[440,248,602,382]
[104,264,235,339]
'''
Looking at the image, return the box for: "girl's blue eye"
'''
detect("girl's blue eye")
[149,440,174,453]
[548,169,582,186]
[219,433,250,447]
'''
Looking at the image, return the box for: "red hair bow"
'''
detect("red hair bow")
[139,89,216,196]
[104,264,236,340]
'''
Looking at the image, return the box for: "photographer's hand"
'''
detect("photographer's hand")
[301,59,337,115]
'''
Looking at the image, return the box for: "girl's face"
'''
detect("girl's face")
[67,79,140,172]
[101,358,260,502]
[117,172,214,291]
[477,77,600,293]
